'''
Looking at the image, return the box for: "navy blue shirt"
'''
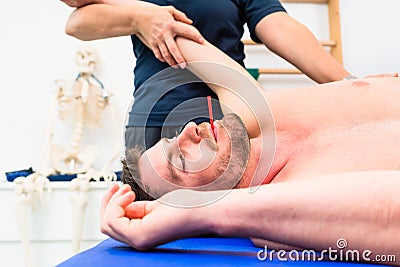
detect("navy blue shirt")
[128,0,286,127]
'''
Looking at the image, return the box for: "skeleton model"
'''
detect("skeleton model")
[14,47,121,266]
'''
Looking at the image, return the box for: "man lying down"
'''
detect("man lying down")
[101,37,400,264]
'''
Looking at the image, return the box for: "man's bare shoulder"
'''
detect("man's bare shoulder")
[266,77,400,107]
[268,77,399,95]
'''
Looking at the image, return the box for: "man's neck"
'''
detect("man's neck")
[237,133,292,188]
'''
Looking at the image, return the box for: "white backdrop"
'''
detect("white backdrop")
[0,0,399,179]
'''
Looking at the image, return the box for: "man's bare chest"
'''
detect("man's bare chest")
[273,120,400,182]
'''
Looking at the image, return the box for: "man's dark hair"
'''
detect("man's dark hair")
[121,147,155,201]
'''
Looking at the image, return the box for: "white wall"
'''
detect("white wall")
[0,0,135,178]
[0,0,399,266]
[0,182,110,267]
[342,0,400,76]
[244,0,400,89]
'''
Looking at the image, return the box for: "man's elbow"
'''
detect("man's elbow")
[65,22,84,40]
[65,23,77,38]
[64,13,90,40]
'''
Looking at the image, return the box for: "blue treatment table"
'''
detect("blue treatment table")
[56,237,390,267]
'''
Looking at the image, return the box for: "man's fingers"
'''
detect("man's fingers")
[115,191,136,210]
[105,215,133,246]
[100,185,133,234]
[101,183,120,215]
[109,184,129,201]
[125,201,152,219]
[101,183,130,219]
[100,183,121,236]
[106,184,132,213]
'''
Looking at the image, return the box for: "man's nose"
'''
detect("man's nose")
[178,122,201,145]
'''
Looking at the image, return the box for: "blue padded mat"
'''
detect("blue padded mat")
[56,237,389,267]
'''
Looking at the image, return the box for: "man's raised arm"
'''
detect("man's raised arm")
[176,37,273,138]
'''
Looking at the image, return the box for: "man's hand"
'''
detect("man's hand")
[100,183,152,248]
[100,184,205,250]
[135,4,204,68]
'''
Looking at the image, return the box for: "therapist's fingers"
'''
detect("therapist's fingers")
[162,22,204,68]
[365,72,399,78]
[173,22,204,44]
[165,37,185,69]
[169,6,193,25]
[152,45,166,63]
[159,41,178,67]
[155,21,203,67]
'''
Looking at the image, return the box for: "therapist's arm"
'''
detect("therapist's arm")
[63,0,203,67]
[255,12,350,83]
[61,0,135,8]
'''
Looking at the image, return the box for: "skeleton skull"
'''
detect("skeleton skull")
[76,47,96,74]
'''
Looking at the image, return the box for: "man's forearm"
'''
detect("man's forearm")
[207,172,400,259]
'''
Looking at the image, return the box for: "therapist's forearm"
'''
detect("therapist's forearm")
[65,4,142,40]
[256,13,350,83]
[61,0,134,8]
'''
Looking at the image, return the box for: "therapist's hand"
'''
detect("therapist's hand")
[60,0,100,8]
[365,72,398,78]
[62,0,204,68]
[100,183,205,250]
[135,4,204,68]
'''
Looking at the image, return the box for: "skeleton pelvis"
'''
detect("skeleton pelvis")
[50,144,98,174]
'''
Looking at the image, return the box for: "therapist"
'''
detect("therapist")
[61,0,352,151]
